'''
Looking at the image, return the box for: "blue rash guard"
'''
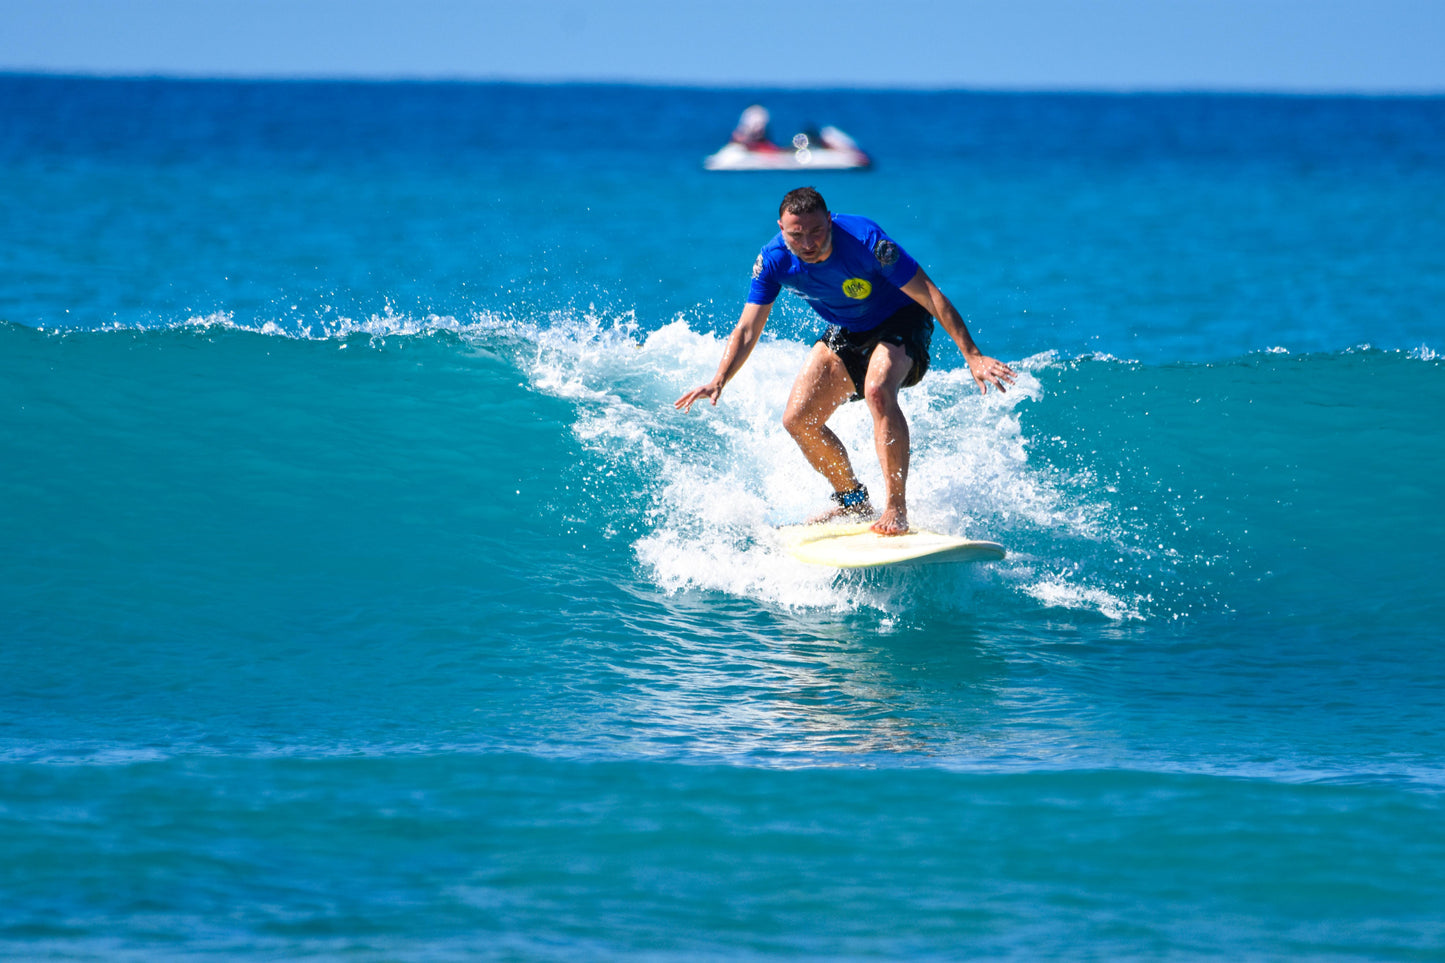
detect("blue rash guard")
[745,213,921,333]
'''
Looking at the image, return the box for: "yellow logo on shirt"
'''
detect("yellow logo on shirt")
[842,278,872,299]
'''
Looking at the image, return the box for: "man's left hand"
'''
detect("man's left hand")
[967,354,1017,394]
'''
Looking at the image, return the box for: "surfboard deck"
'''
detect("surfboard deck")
[777,521,1006,569]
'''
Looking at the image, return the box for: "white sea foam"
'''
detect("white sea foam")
[151,304,489,343]
[509,313,1151,620]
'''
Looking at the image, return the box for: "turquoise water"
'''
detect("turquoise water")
[3,75,1444,959]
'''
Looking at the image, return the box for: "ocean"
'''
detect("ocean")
[2,74,1444,960]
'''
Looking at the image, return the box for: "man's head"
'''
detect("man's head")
[779,187,827,219]
[778,187,832,263]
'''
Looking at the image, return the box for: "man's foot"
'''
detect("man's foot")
[806,484,875,525]
[870,506,909,536]
[807,501,876,525]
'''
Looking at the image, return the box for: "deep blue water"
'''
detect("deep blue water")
[2,74,1444,960]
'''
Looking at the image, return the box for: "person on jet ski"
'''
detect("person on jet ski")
[731,105,784,152]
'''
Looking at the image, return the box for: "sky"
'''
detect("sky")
[3,0,1443,93]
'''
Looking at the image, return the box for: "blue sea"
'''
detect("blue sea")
[3,74,1444,960]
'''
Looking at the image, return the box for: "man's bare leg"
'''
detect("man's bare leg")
[862,343,913,535]
[782,343,875,521]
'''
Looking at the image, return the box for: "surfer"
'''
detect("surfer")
[675,187,1015,536]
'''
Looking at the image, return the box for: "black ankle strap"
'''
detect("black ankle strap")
[830,484,869,509]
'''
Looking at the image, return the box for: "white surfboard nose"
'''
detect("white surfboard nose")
[777,522,1006,569]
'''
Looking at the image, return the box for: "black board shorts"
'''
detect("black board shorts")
[817,300,934,401]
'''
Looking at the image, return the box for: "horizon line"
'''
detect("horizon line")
[5,67,1443,100]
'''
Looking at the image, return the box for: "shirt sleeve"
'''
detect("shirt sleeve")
[745,248,781,305]
[869,229,919,287]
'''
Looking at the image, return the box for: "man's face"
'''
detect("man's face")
[779,209,832,263]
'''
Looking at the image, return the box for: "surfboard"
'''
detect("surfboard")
[777,521,1006,569]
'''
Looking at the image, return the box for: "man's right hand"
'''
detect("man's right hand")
[674,302,771,414]
[674,381,723,413]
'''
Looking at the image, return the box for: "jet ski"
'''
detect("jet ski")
[705,127,872,172]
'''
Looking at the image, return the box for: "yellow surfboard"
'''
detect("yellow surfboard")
[777,521,1006,569]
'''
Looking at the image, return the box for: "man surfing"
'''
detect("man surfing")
[675,187,1015,536]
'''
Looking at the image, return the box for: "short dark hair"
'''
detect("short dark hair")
[779,187,828,218]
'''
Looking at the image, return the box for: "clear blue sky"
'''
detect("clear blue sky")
[4,0,1443,93]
